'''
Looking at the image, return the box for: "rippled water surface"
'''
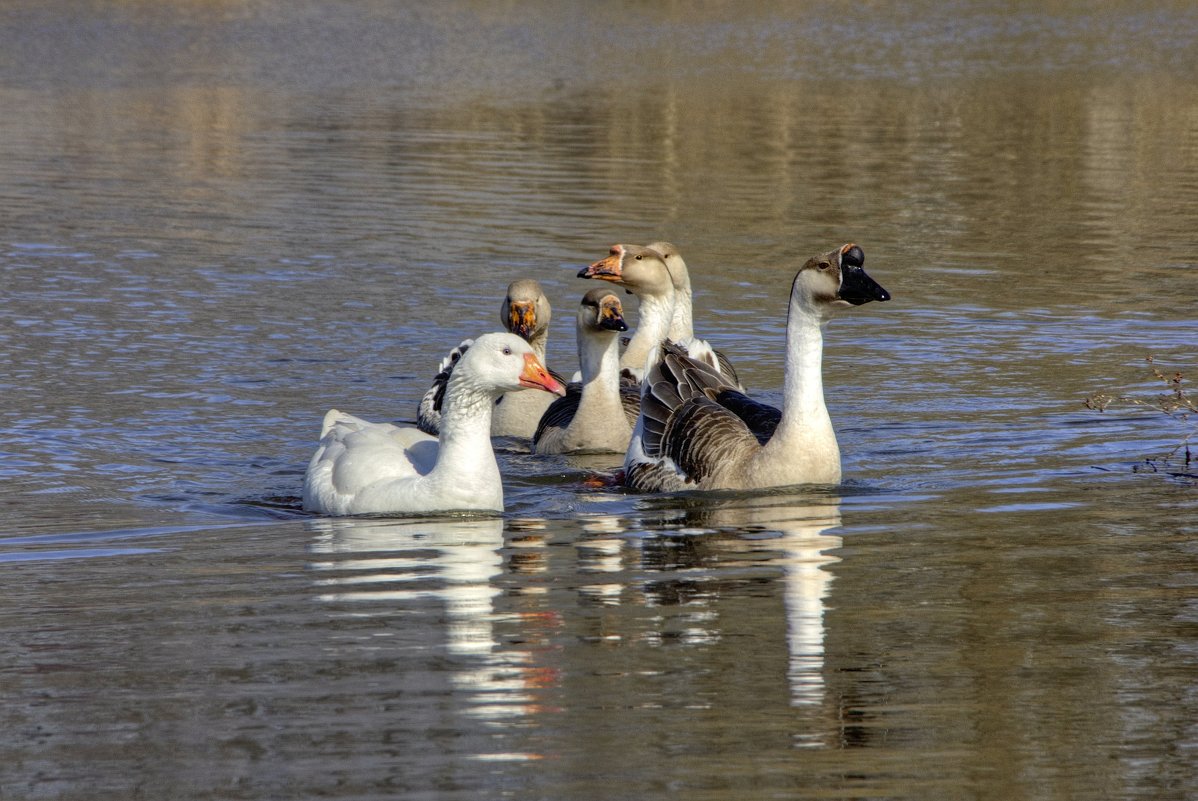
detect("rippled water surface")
[3,2,1198,799]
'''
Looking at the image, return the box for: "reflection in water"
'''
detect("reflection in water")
[576,514,626,608]
[670,497,843,710]
[582,494,843,711]
[306,517,547,736]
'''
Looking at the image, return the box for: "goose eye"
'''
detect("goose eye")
[818,262,830,271]
[502,346,512,355]
[635,254,643,260]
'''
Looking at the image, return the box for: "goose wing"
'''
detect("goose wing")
[416,338,473,435]
[714,348,742,390]
[658,341,776,442]
[531,385,582,449]
[660,394,763,484]
[676,337,744,392]
[709,388,780,444]
[619,381,641,427]
[304,410,438,514]
[638,342,733,455]
[627,341,765,491]
[626,389,763,492]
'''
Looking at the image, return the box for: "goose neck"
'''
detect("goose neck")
[667,286,694,341]
[435,379,500,476]
[577,329,624,416]
[577,327,620,385]
[526,327,549,360]
[779,306,830,428]
[622,290,674,373]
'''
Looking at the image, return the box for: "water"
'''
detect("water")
[3,2,1198,799]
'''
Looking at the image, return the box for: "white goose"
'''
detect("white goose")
[532,287,640,455]
[304,332,565,516]
[646,241,743,387]
[623,244,890,492]
[579,244,738,386]
[417,280,563,439]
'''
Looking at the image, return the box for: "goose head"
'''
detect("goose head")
[579,286,630,334]
[456,332,566,398]
[646,241,693,340]
[791,243,890,320]
[501,279,551,341]
[645,241,691,297]
[578,244,675,300]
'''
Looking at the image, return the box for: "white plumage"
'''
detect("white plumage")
[304,332,564,516]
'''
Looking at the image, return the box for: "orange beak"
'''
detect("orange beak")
[577,245,624,282]
[507,302,537,340]
[519,352,566,396]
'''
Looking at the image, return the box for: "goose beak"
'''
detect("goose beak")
[578,245,624,282]
[836,243,891,305]
[520,353,566,396]
[507,301,537,339]
[598,298,629,332]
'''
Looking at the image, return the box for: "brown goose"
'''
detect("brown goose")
[532,288,640,455]
[624,244,890,492]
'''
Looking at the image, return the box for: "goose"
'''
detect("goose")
[646,241,743,387]
[579,244,739,386]
[623,243,889,492]
[304,332,565,516]
[531,287,640,455]
[417,280,563,438]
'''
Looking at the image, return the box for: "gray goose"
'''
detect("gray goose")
[624,244,890,492]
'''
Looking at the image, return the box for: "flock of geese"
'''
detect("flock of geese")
[301,242,890,516]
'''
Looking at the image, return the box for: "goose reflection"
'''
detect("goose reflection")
[637,493,843,707]
[306,516,547,727]
[575,514,626,607]
[735,498,842,709]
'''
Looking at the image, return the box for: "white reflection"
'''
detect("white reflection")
[306,517,543,727]
[576,515,626,605]
[681,496,842,708]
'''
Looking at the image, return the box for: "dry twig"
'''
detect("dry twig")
[1085,356,1195,470]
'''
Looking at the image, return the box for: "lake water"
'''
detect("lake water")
[3,2,1198,799]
